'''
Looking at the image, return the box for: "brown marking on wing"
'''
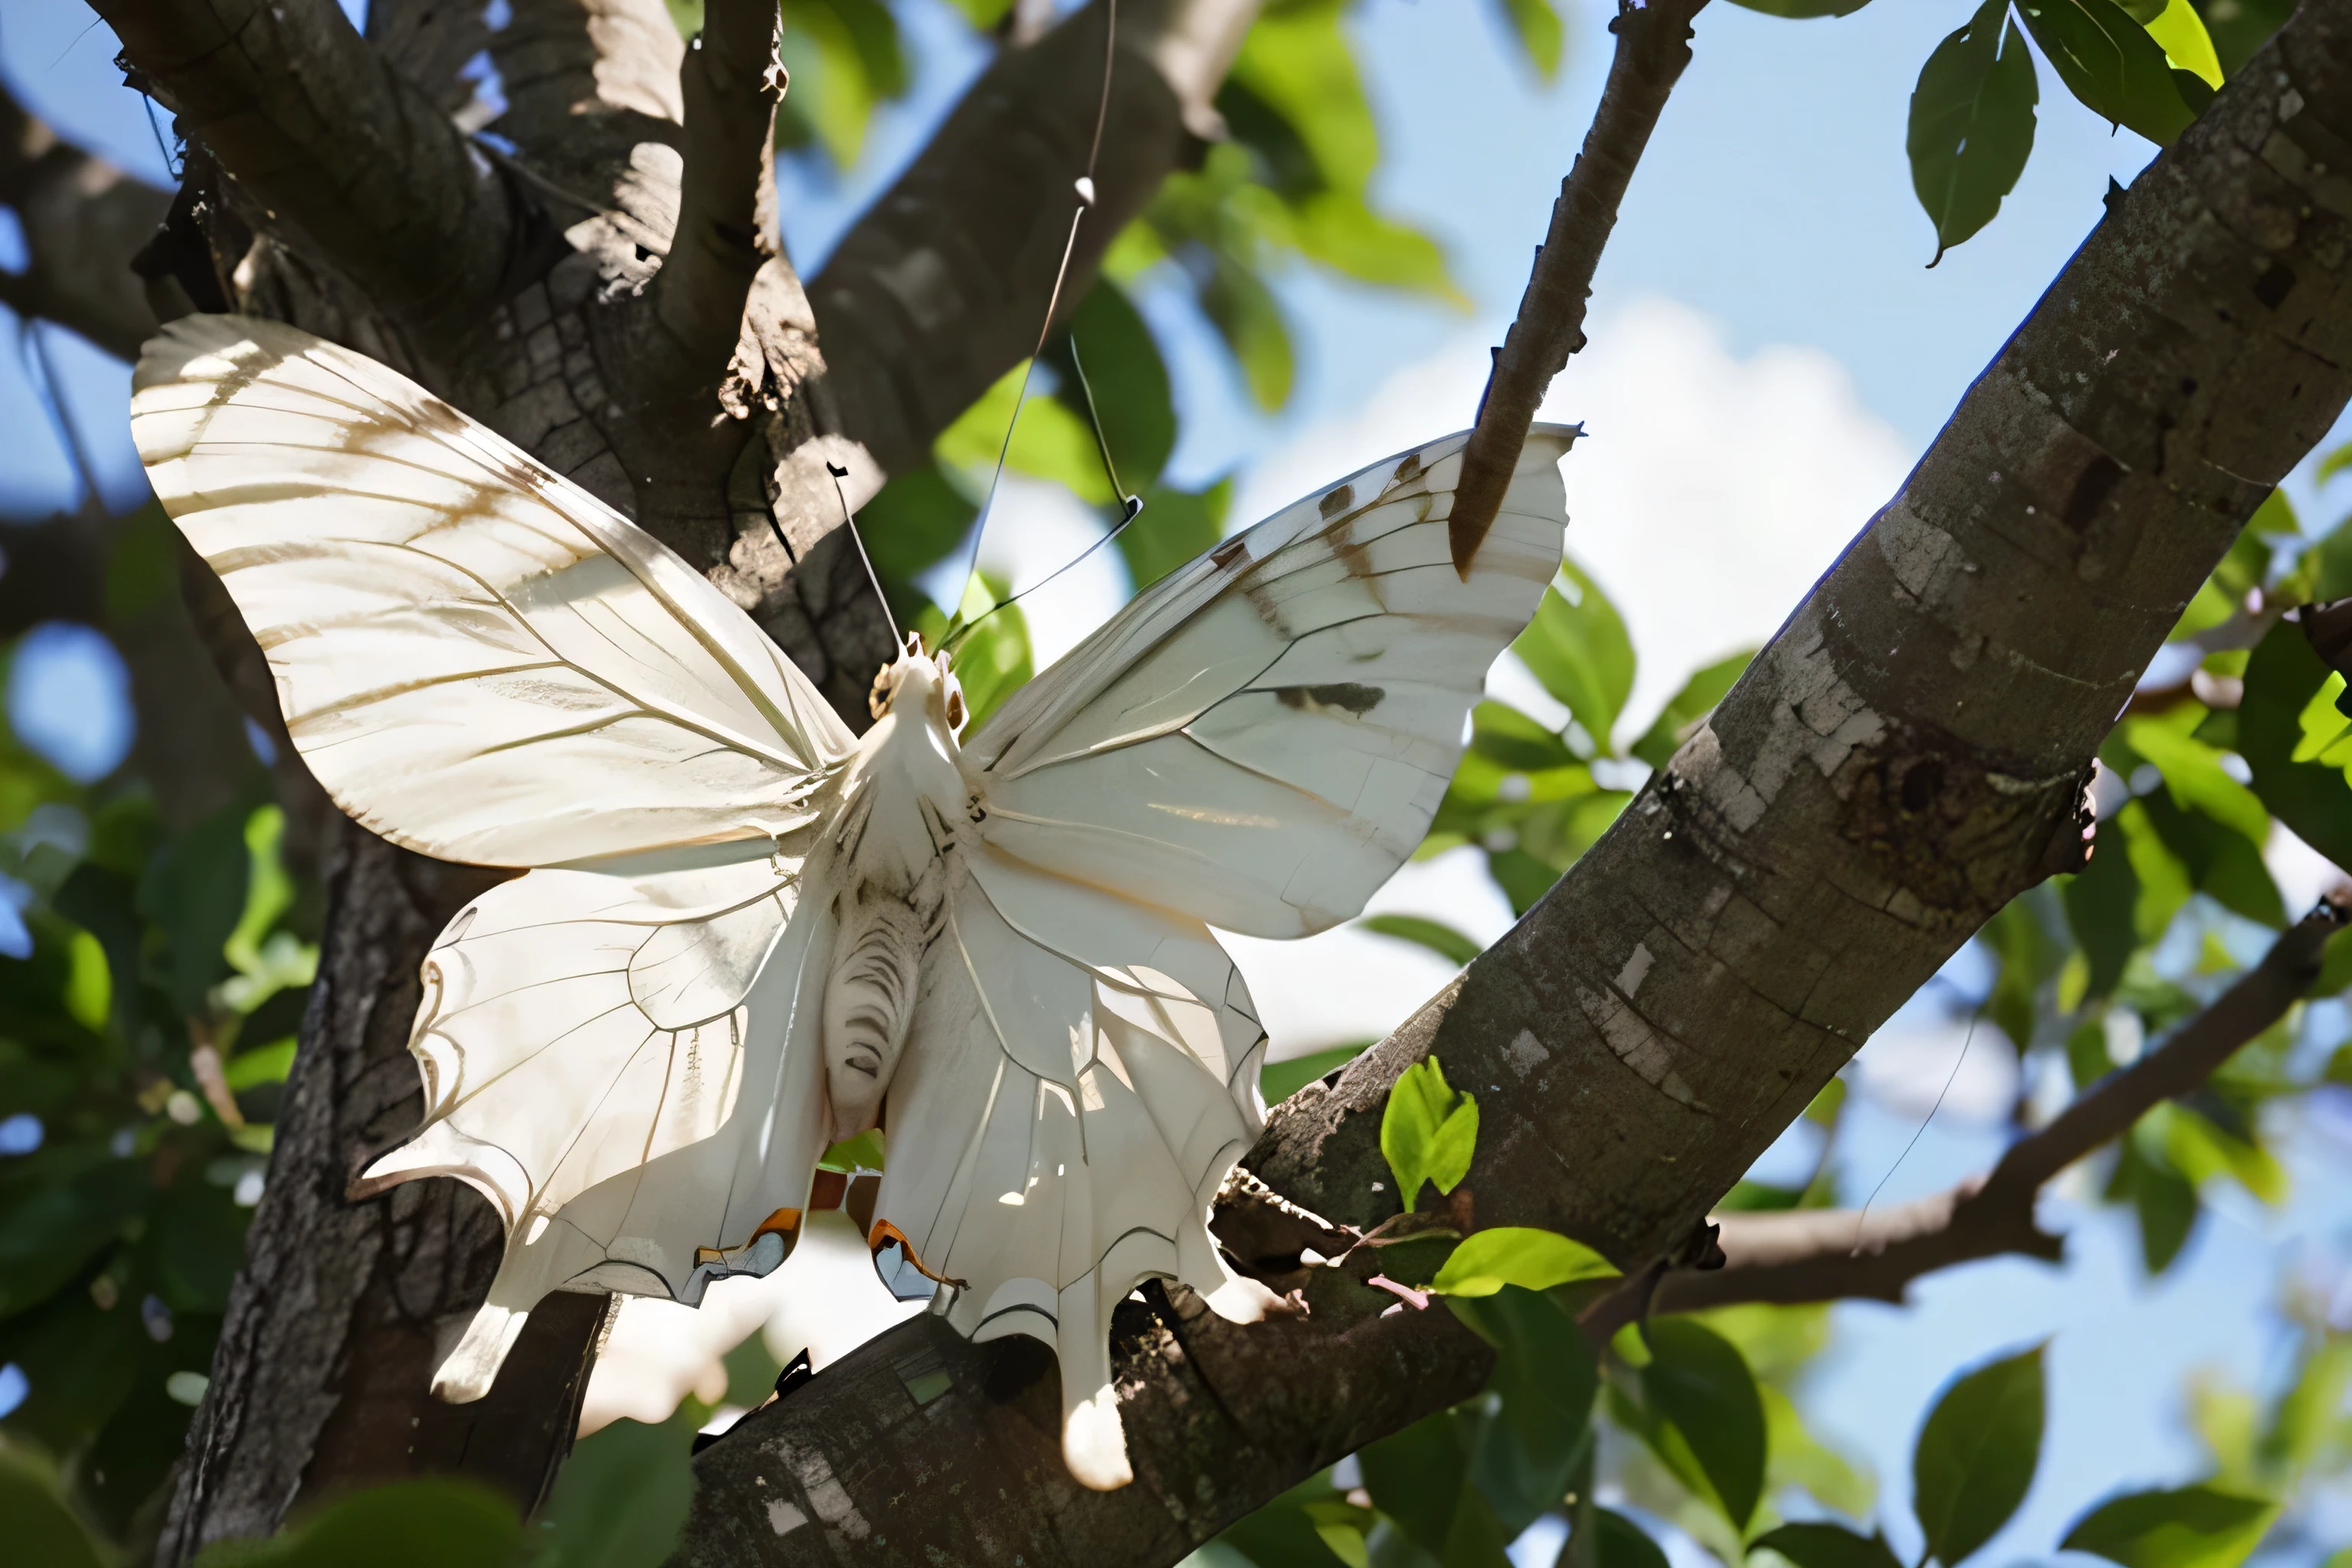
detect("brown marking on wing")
[1270,683,1383,717]
[1212,535,1251,571]
[1318,484,1354,520]
[1393,451,1423,485]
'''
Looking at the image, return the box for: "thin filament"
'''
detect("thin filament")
[1851,1012,1978,1253]
[947,0,1121,639]
[829,461,903,648]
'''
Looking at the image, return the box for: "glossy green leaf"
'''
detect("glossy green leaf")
[1214,1472,1369,1568]
[1430,1228,1619,1296]
[1358,1411,1514,1566]
[2119,718,2271,844]
[1630,651,1753,769]
[1046,279,1175,495]
[1449,1287,1598,1529]
[2014,0,2197,144]
[1200,250,1295,410]
[1754,1521,1906,1568]
[1641,1318,1767,1529]
[2135,790,2285,929]
[1911,1344,2045,1566]
[1513,563,1635,753]
[1382,1055,1480,1208]
[195,1479,521,1567]
[2062,813,2143,1002]
[917,574,1031,732]
[1589,1509,1674,1568]
[2060,1486,2276,1568]
[1909,0,2040,264]
[2141,0,2224,87]
[1492,0,1566,78]
[139,799,251,1017]
[861,466,978,586]
[1260,1041,1370,1106]
[817,1129,884,1174]
[2240,622,2352,871]
[936,361,1118,505]
[1981,893,2065,1051]
[1357,914,1481,968]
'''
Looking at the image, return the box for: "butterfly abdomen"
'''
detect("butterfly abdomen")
[821,881,929,1140]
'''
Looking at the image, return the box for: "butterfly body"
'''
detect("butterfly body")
[129,315,1576,1490]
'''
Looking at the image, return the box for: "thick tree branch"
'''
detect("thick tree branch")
[1595,894,2352,1326]
[0,77,168,358]
[92,0,521,341]
[653,0,786,386]
[682,5,2352,1562]
[1448,0,1708,574]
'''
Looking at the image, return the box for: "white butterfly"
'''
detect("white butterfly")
[129,314,1575,1488]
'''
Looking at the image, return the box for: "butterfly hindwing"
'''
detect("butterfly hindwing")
[129,314,854,866]
[966,427,1575,936]
[871,841,1274,1487]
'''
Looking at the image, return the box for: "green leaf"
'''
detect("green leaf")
[195,1479,521,1567]
[861,466,977,587]
[1430,1228,1619,1296]
[1046,279,1175,495]
[1630,652,1753,770]
[1641,1318,1767,1530]
[534,1414,698,1568]
[1357,914,1482,968]
[773,0,906,168]
[1214,1473,1370,1568]
[936,361,1118,505]
[1910,1344,2045,1567]
[2061,1486,2277,1568]
[1381,1055,1480,1209]
[1260,1041,1370,1105]
[2141,0,2224,87]
[817,1129,884,1174]
[2240,621,2352,871]
[1472,700,1579,773]
[2135,789,2284,929]
[1909,0,2040,265]
[1491,0,1566,78]
[139,799,253,1017]
[1753,1522,1906,1568]
[1449,1287,1598,1529]
[1119,481,1230,593]
[1513,562,1635,753]
[2158,1102,2287,1205]
[2014,0,2197,144]
[2062,814,2144,1003]
[2119,718,2272,844]
[1589,1510,1674,1568]
[0,1449,105,1568]
[917,573,1031,732]
[1201,250,1295,410]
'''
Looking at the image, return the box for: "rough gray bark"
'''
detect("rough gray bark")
[678,5,2352,1562]
[20,0,1264,1557]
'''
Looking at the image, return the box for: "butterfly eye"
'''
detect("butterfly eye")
[945,689,965,730]
[868,663,896,720]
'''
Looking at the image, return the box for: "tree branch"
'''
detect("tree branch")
[1584,894,2352,1328]
[681,3,2352,1560]
[653,0,786,387]
[1447,0,1709,575]
[92,0,521,341]
[0,77,168,358]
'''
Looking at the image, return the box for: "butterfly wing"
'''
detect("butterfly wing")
[965,427,1574,937]
[351,842,843,1399]
[871,841,1276,1488]
[129,314,855,867]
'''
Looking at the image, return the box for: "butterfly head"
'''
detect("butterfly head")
[868,634,968,735]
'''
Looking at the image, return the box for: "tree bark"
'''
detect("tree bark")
[677,4,2352,1563]
[32,0,1266,1557]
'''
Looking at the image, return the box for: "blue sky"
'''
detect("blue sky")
[2,0,2348,1562]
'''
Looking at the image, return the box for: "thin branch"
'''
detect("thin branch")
[0,77,168,358]
[1588,894,2352,1331]
[654,0,786,385]
[92,0,521,341]
[1446,0,1709,574]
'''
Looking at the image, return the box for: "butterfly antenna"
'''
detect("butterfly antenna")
[939,338,1148,659]
[827,461,903,649]
[948,0,1122,639]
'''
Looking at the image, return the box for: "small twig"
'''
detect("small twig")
[1446,0,1712,575]
[1584,895,2351,1325]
